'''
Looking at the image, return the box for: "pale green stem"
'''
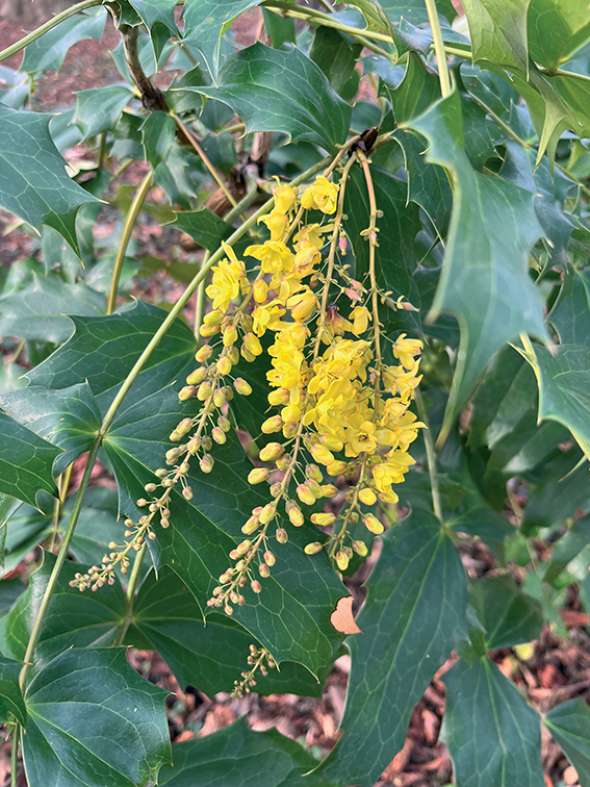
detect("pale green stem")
[423,0,452,97]
[107,170,153,315]
[415,390,443,521]
[10,725,18,787]
[0,0,102,63]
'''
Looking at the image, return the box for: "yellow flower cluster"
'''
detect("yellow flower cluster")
[74,164,423,608]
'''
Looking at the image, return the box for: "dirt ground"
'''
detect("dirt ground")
[0,5,587,786]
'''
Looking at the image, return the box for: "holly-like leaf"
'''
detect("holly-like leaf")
[22,648,170,787]
[470,575,543,649]
[0,382,101,473]
[0,106,100,252]
[544,516,590,584]
[160,717,320,786]
[443,656,544,786]
[310,27,361,100]
[128,0,178,60]
[129,568,324,696]
[528,0,590,70]
[545,698,590,783]
[183,0,262,79]
[183,43,351,152]
[0,413,58,507]
[379,0,456,27]
[524,341,590,460]
[2,554,126,662]
[74,85,133,140]
[0,274,104,344]
[461,0,529,73]
[315,512,467,787]
[0,657,26,725]
[170,208,233,251]
[405,90,548,442]
[20,7,106,75]
[551,267,590,344]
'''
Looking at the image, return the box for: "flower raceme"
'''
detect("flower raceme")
[70,165,423,609]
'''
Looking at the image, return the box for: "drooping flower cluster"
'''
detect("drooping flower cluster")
[72,160,423,604]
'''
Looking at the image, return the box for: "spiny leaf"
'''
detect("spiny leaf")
[0,657,25,725]
[170,208,233,251]
[20,7,106,75]
[182,43,351,152]
[22,648,170,787]
[443,656,544,786]
[545,698,590,783]
[0,106,100,252]
[159,717,322,786]
[129,568,324,696]
[405,90,548,443]
[0,412,59,507]
[528,0,590,70]
[74,85,133,141]
[470,575,543,649]
[461,0,529,74]
[315,512,467,787]
[183,0,262,80]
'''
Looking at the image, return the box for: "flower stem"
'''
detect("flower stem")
[10,725,18,787]
[48,463,74,553]
[0,0,102,63]
[423,0,452,98]
[414,390,443,521]
[107,170,153,315]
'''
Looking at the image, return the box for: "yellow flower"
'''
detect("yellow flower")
[383,361,422,403]
[258,210,288,241]
[273,179,297,214]
[205,252,245,312]
[393,334,423,369]
[301,176,339,214]
[345,420,377,457]
[350,306,371,336]
[252,300,285,337]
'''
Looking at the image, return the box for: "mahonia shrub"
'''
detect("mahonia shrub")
[0,1,589,786]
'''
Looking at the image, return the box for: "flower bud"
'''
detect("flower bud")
[223,325,238,347]
[286,501,304,527]
[234,377,252,396]
[217,355,232,376]
[197,381,213,401]
[212,426,227,445]
[259,503,277,524]
[311,512,336,526]
[363,513,384,535]
[213,388,226,408]
[243,332,263,357]
[335,550,350,571]
[199,454,214,474]
[241,516,260,535]
[182,486,193,501]
[310,444,334,465]
[259,563,271,578]
[268,388,290,406]
[327,460,348,476]
[359,487,377,506]
[253,278,268,303]
[304,541,323,555]
[352,540,369,557]
[306,464,323,483]
[200,323,219,337]
[178,385,195,401]
[259,442,283,462]
[296,483,316,506]
[186,366,208,385]
[248,467,269,485]
[195,345,212,362]
[263,550,276,567]
[276,527,288,544]
[218,415,231,432]
[261,415,283,434]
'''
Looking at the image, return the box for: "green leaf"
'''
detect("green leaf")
[22,648,170,787]
[20,8,106,75]
[2,553,125,662]
[185,43,351,152]
[528,0,590,69]
[141,110,177,169]
[443,656,544,786]
[310,27,361,100]
[551,267,590,345]
[461,0,529,73]
[470,575,543,649]
[379,0,456,27]
[0,382,101,473]
[74,85,133,140]
[544,516,590,584]
[545,698,590,783]
[0,106,100,252]
[0,412,58,507]
[0,657,25,724]
[129,568,324,696]
[405,90,547,441]
[128,0,178,60]
[183,0,262,78]
[524,342,590,460]
[315,512,467,787]
[0,274,104,343]
[160,717,319,786]
[170,208,233,251]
